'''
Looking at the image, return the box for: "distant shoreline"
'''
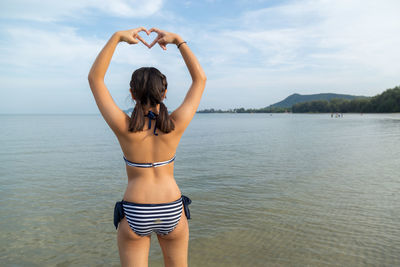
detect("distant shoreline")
[196,111,400,114]
[198,85,400,114]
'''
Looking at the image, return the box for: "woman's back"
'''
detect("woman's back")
[116,113,185,203]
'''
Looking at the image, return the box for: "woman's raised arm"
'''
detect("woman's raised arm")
[149,28,207,133]
[87,27,149,135]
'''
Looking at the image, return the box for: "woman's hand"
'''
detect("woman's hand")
[116,27,150,46]
[148,28,183,50]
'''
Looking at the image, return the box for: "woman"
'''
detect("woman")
[88,27,206,266]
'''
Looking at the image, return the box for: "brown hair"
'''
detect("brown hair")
[128,67,175,133]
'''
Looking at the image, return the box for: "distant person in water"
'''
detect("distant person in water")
[88,27,206,267]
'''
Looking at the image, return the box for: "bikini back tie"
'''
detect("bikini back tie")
[146,110,158,136]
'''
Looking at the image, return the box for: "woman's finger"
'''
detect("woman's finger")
[149,27,161,34]
[137,26,149,35]
[158,41,167,50]
[149,34,162,48]
[127,38,139,45]
[136,35,150,48]
[158,37,168,50]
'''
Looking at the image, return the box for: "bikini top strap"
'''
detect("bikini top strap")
[123,154,176,168]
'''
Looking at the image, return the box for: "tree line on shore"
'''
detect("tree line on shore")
[197,86,400,113]
[197,106,288,113]
[292,86,400,113]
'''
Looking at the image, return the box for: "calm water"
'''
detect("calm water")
[1,113,399,266]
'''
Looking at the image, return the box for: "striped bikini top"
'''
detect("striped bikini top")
[123,154,176,168]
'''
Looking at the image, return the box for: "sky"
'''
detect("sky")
[0,0,399,114]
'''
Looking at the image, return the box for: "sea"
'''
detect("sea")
[1,113,399,266]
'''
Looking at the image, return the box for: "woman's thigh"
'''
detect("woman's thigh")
[117,217,151,267]
[157,206,189,267]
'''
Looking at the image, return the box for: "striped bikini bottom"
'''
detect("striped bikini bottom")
[114,195,192,236]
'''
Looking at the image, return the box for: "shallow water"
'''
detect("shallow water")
[1,113,399,266]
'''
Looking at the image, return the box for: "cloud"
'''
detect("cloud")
[0,0,164,21]
[94,0,163,18]
[0,24,184,79]
[209,0,400,71]
[195,0,400,108]
[0,25,98,113]
[0,24,192,113]
[0,26,98,69]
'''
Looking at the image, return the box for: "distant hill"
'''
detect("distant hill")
[269,93,367,108]
[292,86,400,113]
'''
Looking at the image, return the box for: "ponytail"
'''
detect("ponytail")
[128,67,174,134]
[128,101,145,132]
[157,102,175,133]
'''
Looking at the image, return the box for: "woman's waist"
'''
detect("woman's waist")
[123,176,181,204]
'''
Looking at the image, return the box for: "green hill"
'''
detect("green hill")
[269,93,367,108]
[292,86,400,113]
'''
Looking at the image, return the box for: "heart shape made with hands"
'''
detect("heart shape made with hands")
[136,29,163,49]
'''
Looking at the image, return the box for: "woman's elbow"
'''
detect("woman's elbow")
[88,72,100,84]
[196,73,207,83]
[88,72,94,83]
